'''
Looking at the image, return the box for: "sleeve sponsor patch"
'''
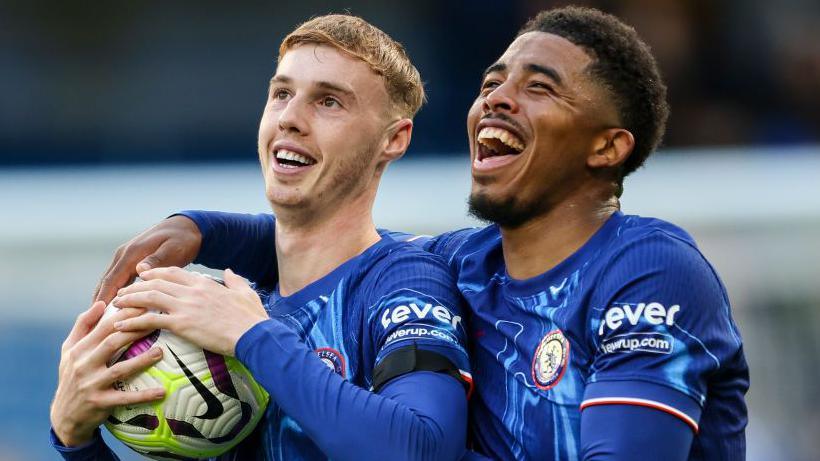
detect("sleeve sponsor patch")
[599,332,674,355]
[383,324,460,347]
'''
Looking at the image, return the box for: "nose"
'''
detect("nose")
[482,81,519,115]
[277,97,309,135]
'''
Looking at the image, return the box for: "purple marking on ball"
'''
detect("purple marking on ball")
[121,330,160,361]
[204,350,238,398]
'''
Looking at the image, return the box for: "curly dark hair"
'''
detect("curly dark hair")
[518,6,669,181]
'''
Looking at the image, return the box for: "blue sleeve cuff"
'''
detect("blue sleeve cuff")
[235,318,281,364]
[582,380,702,433]
[172,210,213,265]
[173,210,213,238]
[50,427,118,461]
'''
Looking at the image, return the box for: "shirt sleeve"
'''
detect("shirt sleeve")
[584,231,747,433]
[580,403,693,460]
[365,251,472,391]
[174,211,278,286]
[50,427,121,461]
[236,320,467,461]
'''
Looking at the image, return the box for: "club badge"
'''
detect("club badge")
[532,329,570,390]
[316,347,346,378]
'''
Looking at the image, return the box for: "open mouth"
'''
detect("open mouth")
[274,149,317,169]
[476,127,525,161]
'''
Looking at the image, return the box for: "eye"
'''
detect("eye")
[272,89,290,101]
[529,81,554,93]
[480,80,501,96]
[320,96,341,108]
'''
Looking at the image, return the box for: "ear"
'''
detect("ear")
[587,128,634,169]
[381,119,413,163]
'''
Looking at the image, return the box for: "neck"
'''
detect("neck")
[500,194,619,280]
[274,197,380,296]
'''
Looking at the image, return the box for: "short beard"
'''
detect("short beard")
[468,191,547,229]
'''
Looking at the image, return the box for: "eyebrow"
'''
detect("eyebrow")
[482,62,506,80]
[270,75,291,86]
[315,80,355,99]
[482,62,564,87]
[269,75,356,100]
[525,63,564,86]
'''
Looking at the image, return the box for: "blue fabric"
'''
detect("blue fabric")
[237,320,466,461]
[581,404,693,460]
[185,210,750,461]
[176,211,279,287]
[240,236,471,460]
[50,428,120,461]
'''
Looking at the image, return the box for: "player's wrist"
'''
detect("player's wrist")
[52,421,95,448]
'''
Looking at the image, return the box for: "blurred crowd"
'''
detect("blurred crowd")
[0,0,818,165]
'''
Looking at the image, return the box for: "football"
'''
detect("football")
[101,283,269,460]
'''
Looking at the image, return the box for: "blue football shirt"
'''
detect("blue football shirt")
[179,209,750,460]
[415,211,749,460]
[233,235,472,460]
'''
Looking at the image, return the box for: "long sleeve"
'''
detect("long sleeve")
[236,319,467,461]
[50,428,121,461]
[175,211,278,286]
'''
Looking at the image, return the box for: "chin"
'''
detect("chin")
[468,190,542,229]
[266,187,306,209]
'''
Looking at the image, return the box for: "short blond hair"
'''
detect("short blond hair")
[279,14,426,119]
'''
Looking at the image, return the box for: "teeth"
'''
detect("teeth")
[275,149,314,166]
[477,127,524,152]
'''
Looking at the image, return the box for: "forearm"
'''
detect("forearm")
[51,428,121,461]
[175,211,277,284]
[236,320,467,461]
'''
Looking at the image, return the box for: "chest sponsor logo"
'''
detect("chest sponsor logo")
[600,332,674,355]
[381,303,462,330]
[532,329,570,390]
[316,347,346,378]
[598,302,680,336]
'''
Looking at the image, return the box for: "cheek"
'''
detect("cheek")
[467,98,483,131]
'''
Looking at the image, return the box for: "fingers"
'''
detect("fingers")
[138,266,200,287]
[63,302,107,351]
[106,345,164,383]
[98,386,166,408]
[136,240,186,274]
[113,289,180,314]
[114,312,172,333]
[94,244,144,304]
[76,307,145,353]
[117,278,191,299]
[224,268,254,293]
[90,329,158,366]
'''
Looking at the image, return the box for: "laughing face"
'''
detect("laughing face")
[467,32,620,228]
[258,45,394,221]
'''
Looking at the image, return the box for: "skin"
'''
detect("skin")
[50,303,164,446]
[54,44,415,446]
[468,31,635,279]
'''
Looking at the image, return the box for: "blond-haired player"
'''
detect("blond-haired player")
[50,15,472,461]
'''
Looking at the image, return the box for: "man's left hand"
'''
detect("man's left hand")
[112,267,269,356]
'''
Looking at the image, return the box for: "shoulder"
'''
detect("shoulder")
[606,214,716,278]
[591,214,731,329]
[426,225,500,264]
[367,238,454,283]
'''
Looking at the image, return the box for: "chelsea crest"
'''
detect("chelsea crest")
[532,329,570,390]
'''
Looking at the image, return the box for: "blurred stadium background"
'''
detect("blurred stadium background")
[1,1,818,460]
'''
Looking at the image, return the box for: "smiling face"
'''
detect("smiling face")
[467,32,621,228]
[258,44,395,221]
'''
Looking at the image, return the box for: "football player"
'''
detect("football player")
[50,15,472,461]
